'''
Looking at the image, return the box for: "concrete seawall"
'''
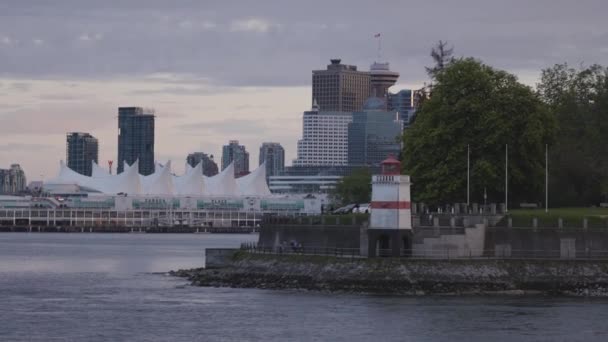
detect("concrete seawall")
[172,251,608,296]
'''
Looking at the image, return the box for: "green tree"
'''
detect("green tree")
[331,168,372,206]
[538,63,608,205]
[402,58,556,205]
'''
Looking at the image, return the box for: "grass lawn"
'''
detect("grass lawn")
[506,207,608,228]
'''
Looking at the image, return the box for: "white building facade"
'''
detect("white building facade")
[293,104,353,167]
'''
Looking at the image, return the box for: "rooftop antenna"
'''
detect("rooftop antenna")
[374,33,382,61]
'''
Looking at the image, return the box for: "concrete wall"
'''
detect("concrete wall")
[259,220,608,259]
[205,248,238,268]
[486,228,608,258]
[412,224,486,258]
[259,224,362,250]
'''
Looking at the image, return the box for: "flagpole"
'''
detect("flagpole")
[374,33,382,60]
[545,144,549,213]
[467,144,470,208]
[505,144,508,213]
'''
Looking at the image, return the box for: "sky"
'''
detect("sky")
[0,0,607,181]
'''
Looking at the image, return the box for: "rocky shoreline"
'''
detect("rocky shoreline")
[170,252,608,296]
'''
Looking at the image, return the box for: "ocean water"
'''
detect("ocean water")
[0,233,607,342]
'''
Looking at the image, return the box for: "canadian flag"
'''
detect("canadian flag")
[374,33,381,38]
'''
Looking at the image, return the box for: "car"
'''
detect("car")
[353,203,371,214]
[332,204,357,214]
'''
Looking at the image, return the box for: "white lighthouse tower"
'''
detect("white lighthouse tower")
[367,155,412,257]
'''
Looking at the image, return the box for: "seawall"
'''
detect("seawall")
[172,251,608,296]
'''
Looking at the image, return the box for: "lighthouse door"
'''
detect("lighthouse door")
[377,235,391,257]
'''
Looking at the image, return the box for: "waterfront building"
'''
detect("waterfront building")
[259,142,285,179]
[0,164,27,194]
[186,152,218,177]
[293,103,353,167]
[348,98,403,170]
[117,107,155,176]
[369,62,399,105]
[312,59,370,112]
[66,132,99,176]
[270,165,370,194]
[221,140,249,177]
[268,174,342,194]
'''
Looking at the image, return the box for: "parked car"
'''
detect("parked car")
[332,204,357,214]
[353,203,371,214]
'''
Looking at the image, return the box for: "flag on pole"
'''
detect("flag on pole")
[374,33,381,38]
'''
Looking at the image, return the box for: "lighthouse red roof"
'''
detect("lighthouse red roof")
[381,154,400,165]
[380,154,401,175]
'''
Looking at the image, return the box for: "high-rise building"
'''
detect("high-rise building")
[348,98,403,169]
[221,140,249,177]
[66,132,99,176]
[186,152,219,177]
[259,142,285,179]
[0,164,27,194]
[369,62,399,103]
[117,107,155,176]
[312,59,371,112]
[389,89,416,127]
[293,102,353,167]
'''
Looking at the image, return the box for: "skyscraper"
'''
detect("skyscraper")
[293,102,352,166]
[369,62,399,105]
[221,140,249,177]
[312,59,371,112]
[117,107,155,176]
[259,142,285,179]
[348,98,403,169]
[0,164,26,194]
[389,89,416,127]
[66,132,99,176]
[186,152,219,177]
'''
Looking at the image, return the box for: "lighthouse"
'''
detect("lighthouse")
[367,155,412,257]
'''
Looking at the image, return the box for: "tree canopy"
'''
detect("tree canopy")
[402,58,556,205]
[331,168,371,206]
[537,63,608,205]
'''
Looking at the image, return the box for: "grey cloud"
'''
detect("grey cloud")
[175,118,267,136]
[10,82,31,92]
[0,103,115,135]
[0,0,606,87]
[37,93,90,101]
[0,143,55,152]
[128,86,243,96]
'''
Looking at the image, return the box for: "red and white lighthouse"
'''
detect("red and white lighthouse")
[367,155,412,257]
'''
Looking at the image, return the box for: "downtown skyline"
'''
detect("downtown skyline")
[0,0,606,179]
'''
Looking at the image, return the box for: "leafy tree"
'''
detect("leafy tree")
[402,58,556,206]
[331,168,372,206]
[538,63,608,205]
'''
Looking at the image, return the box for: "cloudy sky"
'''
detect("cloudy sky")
[0,0,606,180]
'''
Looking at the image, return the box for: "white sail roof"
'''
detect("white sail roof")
[236,162,271,196]
[141,161,174,195]
[175,161,204,195]
[91,161,111,178]
[204,162,237,196]
[45,159,269,197]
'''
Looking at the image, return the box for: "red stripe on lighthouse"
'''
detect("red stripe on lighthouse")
[370,201,411,209]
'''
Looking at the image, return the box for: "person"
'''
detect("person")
[290,240,297,252]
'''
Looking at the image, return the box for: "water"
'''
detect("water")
[1,233,608,342]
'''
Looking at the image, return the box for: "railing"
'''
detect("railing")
[240,242,608,260]
[241,242,362,259]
